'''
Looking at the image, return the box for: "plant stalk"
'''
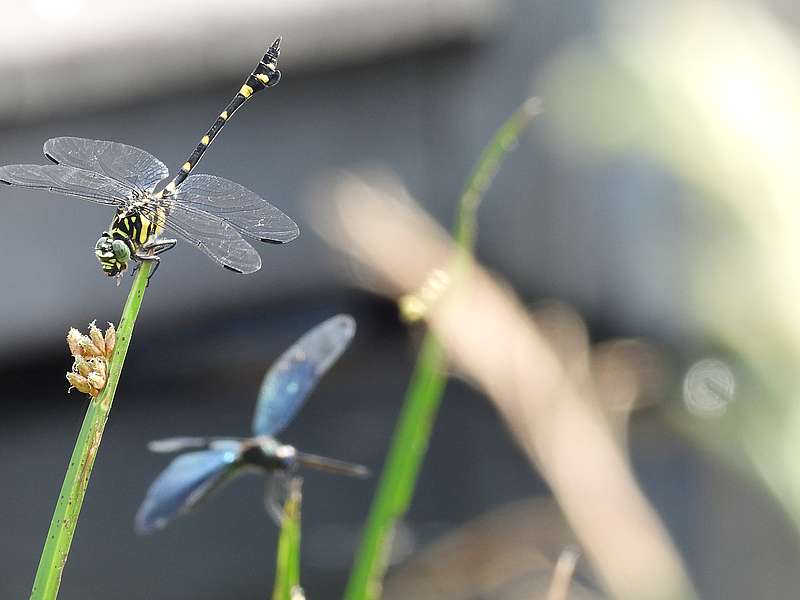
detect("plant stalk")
[344,98,542,600]
[30,262,153,600]
[343,335,446,600]
[272,478,303,600]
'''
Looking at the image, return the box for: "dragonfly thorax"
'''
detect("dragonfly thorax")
[243,436,297,471]
[95,202,167,279]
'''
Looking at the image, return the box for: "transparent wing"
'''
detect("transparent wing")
[253,315,356,437]
[0,164,130,206]
[135,447,242,534]
[141,201,262,274]
[175,174,299,243]
[44,137,168,192]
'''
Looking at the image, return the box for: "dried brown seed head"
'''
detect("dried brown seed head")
[66,321,115,399]
[78,336,100,358]
[74,356,93,377]
[89,320,106,356]
[66,372,94,396]
[104,323,116,359]
[91,357,107,380]
[87,372,106,391]
[67,328,84,358]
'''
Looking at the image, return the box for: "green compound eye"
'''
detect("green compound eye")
[95,236,112,255]
[111,239,131,263]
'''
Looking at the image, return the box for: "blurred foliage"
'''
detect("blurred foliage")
[541,0,800,537]
[344,97,542,600]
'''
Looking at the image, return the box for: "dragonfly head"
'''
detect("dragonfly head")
[95,233,131,280]
[274,443,297,468]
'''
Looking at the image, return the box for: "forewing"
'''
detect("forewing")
[252,315,356,436]
[0,164,130,206]
[144,201,262,273]
[176,174,299,243]
[148,436,245,454]
[135,447,241,534]
[44,137,168,192]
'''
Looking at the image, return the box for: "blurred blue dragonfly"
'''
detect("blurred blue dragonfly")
[135,314,369,534]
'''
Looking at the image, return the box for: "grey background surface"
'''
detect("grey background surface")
[0,1,796,599]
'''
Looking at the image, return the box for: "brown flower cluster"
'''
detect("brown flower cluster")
[66,321,116,398]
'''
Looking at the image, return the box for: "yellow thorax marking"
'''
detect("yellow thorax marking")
[151,207,165,237]
[165,181,176,193]
[138,212,152,244]
[239,84,254,98]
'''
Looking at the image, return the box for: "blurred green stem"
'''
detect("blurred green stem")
[30,262,153,600]
[454,97,543,254]
[344,98,542,600]
[272,478,303,600]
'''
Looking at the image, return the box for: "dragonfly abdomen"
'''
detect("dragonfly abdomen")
[163,38,282,195]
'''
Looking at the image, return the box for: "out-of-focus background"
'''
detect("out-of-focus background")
[2,0,800,598]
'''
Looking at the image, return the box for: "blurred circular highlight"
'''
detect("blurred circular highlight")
[683,358,735,418]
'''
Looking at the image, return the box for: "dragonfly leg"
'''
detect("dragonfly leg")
[131,254,160,285]
[133,238,177,284]
[264,471,291,525]
[143,238,177,256]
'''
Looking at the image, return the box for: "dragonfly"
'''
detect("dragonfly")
[135,314,369,534]
[0,37,299,282]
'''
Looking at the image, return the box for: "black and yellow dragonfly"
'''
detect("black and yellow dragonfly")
[0,38,298,281]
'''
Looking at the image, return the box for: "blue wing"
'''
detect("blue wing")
[135,445,242,534]
[147,437,246,454]
[252,314,356,437]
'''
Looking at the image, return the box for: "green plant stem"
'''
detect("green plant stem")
[344,97,542,600]
[343,335,446,600]
[454,97,543,254]
[272,478,303,600]
[30,262,153,600]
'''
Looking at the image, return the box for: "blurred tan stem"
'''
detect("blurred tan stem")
[432,268,697,600]
[316,181,698,600]
[545,548,579,600]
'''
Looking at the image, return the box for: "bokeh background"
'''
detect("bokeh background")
[2,0,800,598]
